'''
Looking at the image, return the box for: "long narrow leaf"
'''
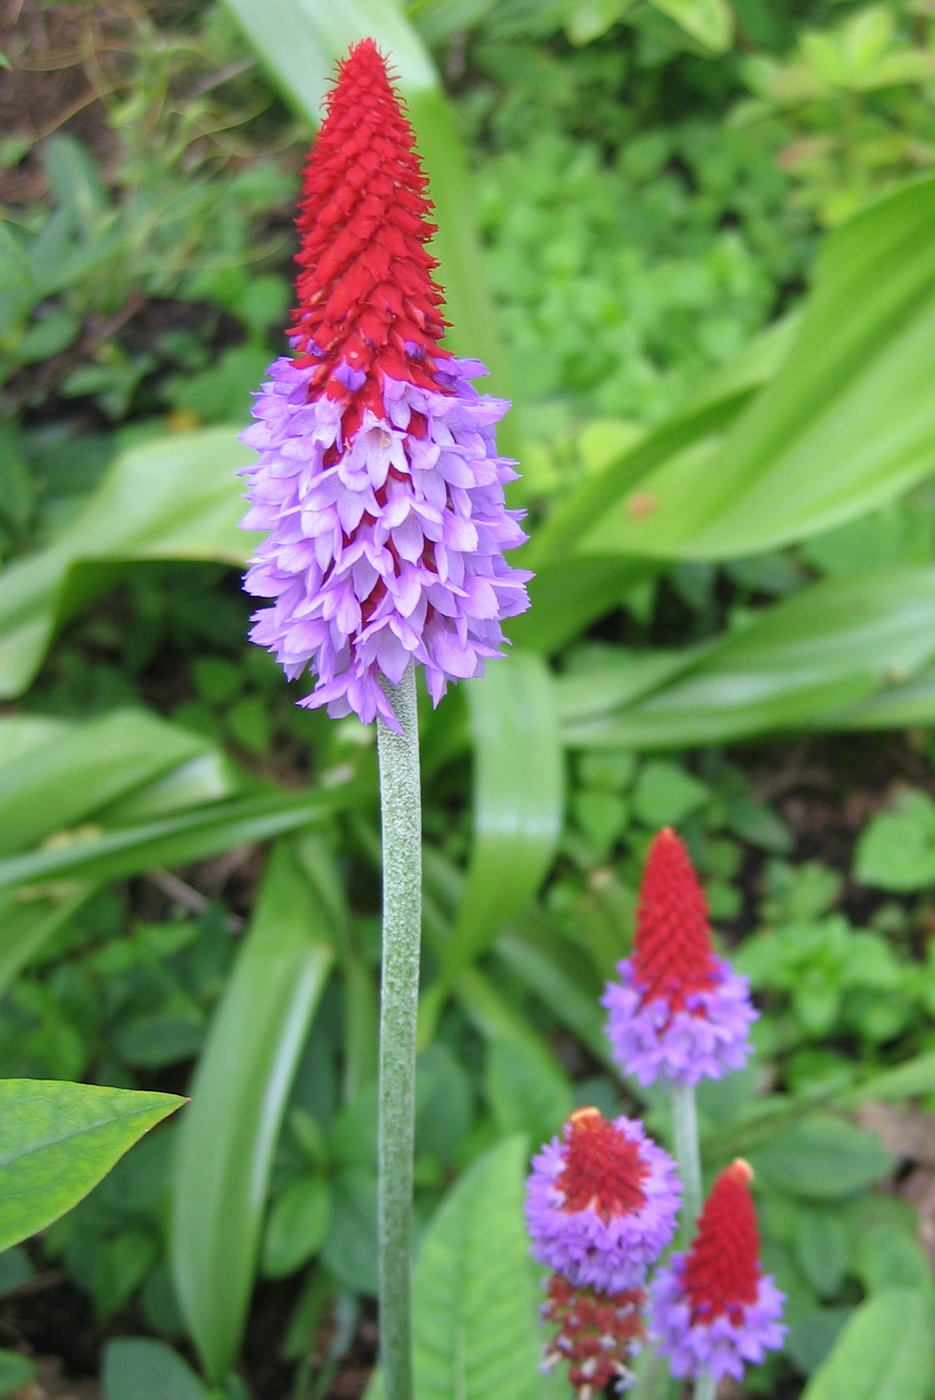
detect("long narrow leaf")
[552,178,935,562]
[0,787,353,893]
[440,653,563,989]
[0,428,249,699]
[561,567,935,749]
[171,840,336,1379]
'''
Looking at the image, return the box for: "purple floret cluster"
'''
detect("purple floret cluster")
[651,1254,787,1382]
[602,956,758,1087]
[239,354,530,731]
[525,1115,681,1294]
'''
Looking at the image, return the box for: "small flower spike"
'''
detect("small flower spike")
[525,1107,681,1293]
[540,1274,645,1399]
[238,39,531,731]
[650,1159,785,1383]
[602,828,757,1085]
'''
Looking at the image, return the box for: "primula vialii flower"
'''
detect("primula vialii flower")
[525,1107,680,1293]
[602,828,757,1085]
[238,40,531,731]
[650,1159,785,1382]
[540,1274,645,1399]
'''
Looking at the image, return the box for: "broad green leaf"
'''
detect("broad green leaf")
[841,1052,935,1106]
[0,1349,36,1395]
[0,886,92,999]
[438,653,564,990]
[0,786,351,893]
[0,709,212,856]
[749,1115,892,1200]
[219,0,516,420]
[650,0,734,51]
[0,1081,183,1252]
[0,427,250,699]
[802,1289,933,1400]
[485,1039,572,1145]
[855,790,935,892]
[560,567,935,749]
[564,178,935,561]
[412,1136,540,1400]
[103,1338,207,1400]
[261,1175,331,1278]
[171,839,336,1379]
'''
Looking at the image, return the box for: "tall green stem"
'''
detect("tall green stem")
[694,1370,716,1400]
[671,1080,702,1237]
[376,663,422,1400]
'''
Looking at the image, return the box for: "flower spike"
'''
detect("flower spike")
[238,39,531,731]
[650,1159,786,1382]
[602,828,757,1085]
[540,1274,645,1399]
[525,1107,681,1294]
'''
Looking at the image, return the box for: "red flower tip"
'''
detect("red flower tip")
[557,1108,648,1222]
[631,828,718,1006]
[288,38,450,435]
[682,1159,761,1322]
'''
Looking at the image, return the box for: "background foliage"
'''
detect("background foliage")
[4,0,935,1397]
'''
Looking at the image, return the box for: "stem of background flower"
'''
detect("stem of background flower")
[694,1370,716,1400]
[376,663,422,1400]
[671,1081,702,1236]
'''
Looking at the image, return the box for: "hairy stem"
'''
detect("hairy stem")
[672,1080,702,1236]
[376,664,422,1400]
[694,1370,716,1400]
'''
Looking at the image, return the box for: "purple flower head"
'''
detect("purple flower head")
[238,41,531,731]
[602,829,757,1086]
[525,1107,681,1294]
[650,1160,785,1383]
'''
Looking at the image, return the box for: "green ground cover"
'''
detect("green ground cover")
[4,1,935,1397]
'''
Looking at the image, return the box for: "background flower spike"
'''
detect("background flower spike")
[650,1158,786,1383]
[238,39,531,732]
[603,828,757,1086]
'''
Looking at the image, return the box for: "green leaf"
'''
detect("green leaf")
[561,178,935,561]
[0,787,352,893]
[0,427,250,700]
[170,839,336,1379]
[632,759,708,827]
[795,1207,848,1297]
[801,1289,933,1400]
[411,1136,541,1400]
[749,1115,892,1200]
[485,1039,573,1145]
[261,1176,331,1278]
[650,0,734,52]
[434,653,564,998]
[103,1337,207,1400]
[560,568,935,749]
[0,708,213,856]
[855,790,935,892]
[0,1081,183,1253]
[0,1350,36,1395]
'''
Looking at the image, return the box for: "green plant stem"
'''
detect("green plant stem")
[376,663,422,1400]
[694,1370,716,1400]
[672,1080,702,1236]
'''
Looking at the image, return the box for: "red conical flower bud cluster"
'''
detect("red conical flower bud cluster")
[557,1107,649,1221]
[650,1160,786,1382]
[288,38,448,436]
[603,829,757,1085]
[631,828,717,1007]
[541,1274,646,1400]
[681,1159,760,1322]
